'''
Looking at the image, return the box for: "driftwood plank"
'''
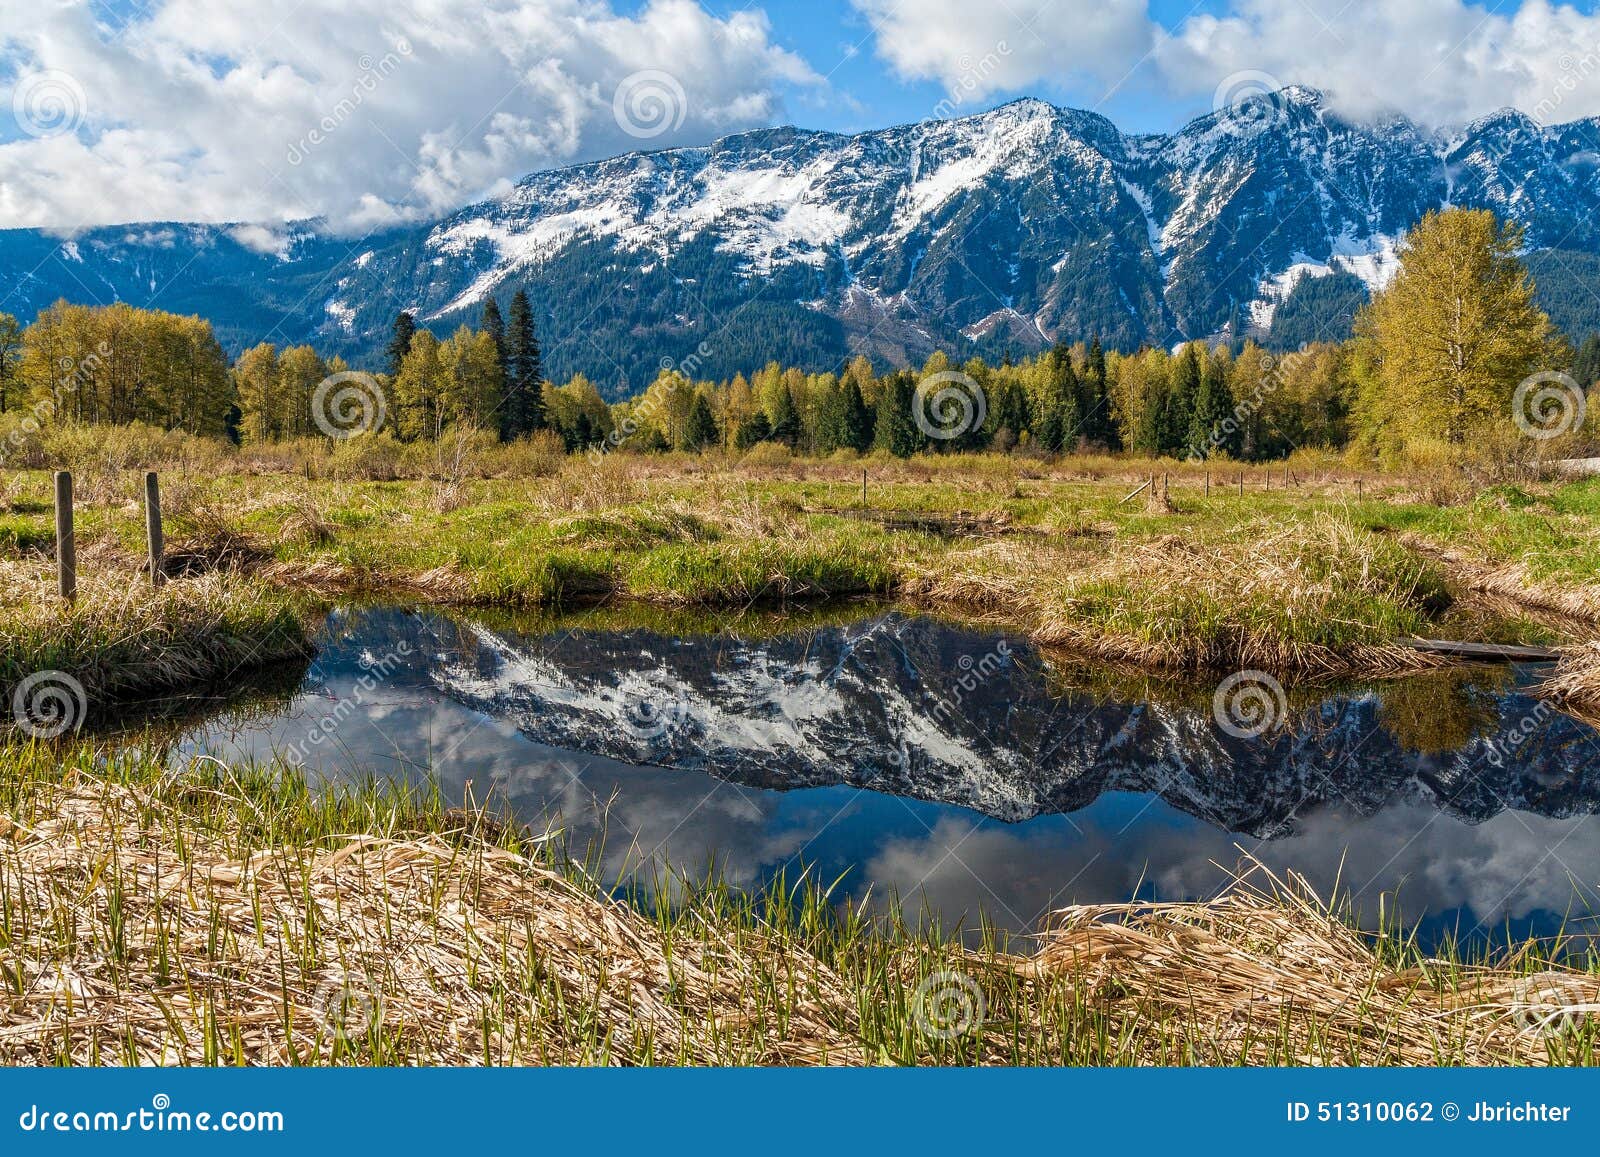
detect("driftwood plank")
[1402,638,1561,662]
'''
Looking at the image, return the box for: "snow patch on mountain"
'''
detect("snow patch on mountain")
[1248,261,1334,329]
[1246,233,1402,330]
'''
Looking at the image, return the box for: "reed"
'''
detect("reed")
[0,743,1594,1067]
[0,560,311,722]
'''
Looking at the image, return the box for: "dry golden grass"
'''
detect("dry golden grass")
[1,768,1593,1067]
[1534,642,1600,719]
[0,561,310,713]
[1407,537,1600,624]
[1033,872,1596,1066]
[908,516,1457,677]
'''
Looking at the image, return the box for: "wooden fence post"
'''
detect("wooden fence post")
[1238,471,1244,497]
[1204,471,1210,498]
[861,468,867,510]
[144,471,164,587]
[54,470,75,601]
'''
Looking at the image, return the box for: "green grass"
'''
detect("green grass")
[2,457,1595,676]
[0,564,312,721]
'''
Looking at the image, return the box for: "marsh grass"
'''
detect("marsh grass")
[909,515,1458,676]
[0,561,311,718]
[0,742,1595,1067]
[1,458,1594,676]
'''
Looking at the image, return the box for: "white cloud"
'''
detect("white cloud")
[0,0,818,231]
[851,0,1154,104]
[1158,0,1600,128]
[854,0,1600,128]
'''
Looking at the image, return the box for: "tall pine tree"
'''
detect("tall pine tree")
[1189,355,1235,458]
[502,289,545,439]
[768,385,800,446]
[1079,336,1120,450]
[873,372,922,458]
[1033,344,1080,453]
[838,376,874,452]
[385,312,417,378]
[684,391,719,450]
[1162,345,1200,455]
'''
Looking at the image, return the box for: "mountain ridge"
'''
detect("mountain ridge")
[5,87,1600,395]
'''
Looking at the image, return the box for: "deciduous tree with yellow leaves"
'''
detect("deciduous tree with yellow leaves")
[1352,208,1565,460]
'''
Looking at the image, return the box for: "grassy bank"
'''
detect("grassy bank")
[0,742,1594,1066]
[0,452,1594,679]
[0,560,312,729]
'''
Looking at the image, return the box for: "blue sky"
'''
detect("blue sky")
[676,0,1600,134]
[10,0,1600,228]
[686,0,1238,133]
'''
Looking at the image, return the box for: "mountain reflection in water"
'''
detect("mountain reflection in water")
[171,606,1600,947]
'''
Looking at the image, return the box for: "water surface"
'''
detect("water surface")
[160,605,1600,949]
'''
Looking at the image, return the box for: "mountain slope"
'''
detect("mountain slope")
[6,88,1600,392]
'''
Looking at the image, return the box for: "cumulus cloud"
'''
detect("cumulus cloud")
[854,0,1600,128]
[1159,0,1600,128]
[850,0,1154,106]
[0,0,817,231]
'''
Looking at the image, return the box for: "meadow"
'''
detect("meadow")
[4,441,1600,1065]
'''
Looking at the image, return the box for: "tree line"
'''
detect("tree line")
[0,209,1586,467]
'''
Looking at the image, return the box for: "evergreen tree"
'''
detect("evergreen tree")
[838,376,874,452]
[1033,345,1080,453]
[1079,336,1120,449]
[873,372,922,458]
[1162,345,1200,455]
[812,379,844,454]
[502,289,545,438]
[1134,376,1169,456]
[684,391,719,450]
[1189,355,1235,458]
[386,311,417,378]
[734,411,771,449]
[481,298,507,377]
[990,379,1031,449]
[768,385,800,446]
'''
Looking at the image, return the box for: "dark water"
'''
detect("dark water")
[154,605,1600,948]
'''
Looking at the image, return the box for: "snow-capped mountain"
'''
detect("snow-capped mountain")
[312,608,1600,839]
[7,86,1600,392]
